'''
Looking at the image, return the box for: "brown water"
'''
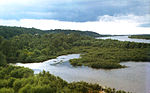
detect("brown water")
[15,54,150,93]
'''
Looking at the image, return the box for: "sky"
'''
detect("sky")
[0,0,150,34]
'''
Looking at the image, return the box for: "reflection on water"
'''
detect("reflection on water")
[97,36,150,43]
[15,54,150,93]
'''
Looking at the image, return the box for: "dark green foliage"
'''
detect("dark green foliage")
[0,51,7,66]
[129,34,150,40]
[0,65,128,93]
[0,88,14,93]
[18,84,56,93]
[0,26,43,39]
[0,33,93,63]
[10,67,34,78]
[45,29,102,37]
[68,81,103,93]
[0,26,101,39]
[0,65,34,79]
[91,39,149,48]
[90,62,124,69]
[70,48,150,69]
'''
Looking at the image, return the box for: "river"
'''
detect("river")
[15,54,150,93]
[97,36,150,43]
[14,36,150,93]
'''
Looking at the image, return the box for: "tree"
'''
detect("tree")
[0,51,7,66]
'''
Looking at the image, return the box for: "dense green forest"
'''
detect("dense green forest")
[0,26,102,39]
[0,26,149,92]
[128,34,150,40]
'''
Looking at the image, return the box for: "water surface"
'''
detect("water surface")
[97,36,150,43]
[14,54,150,93]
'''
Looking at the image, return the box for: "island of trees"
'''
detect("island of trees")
[0,25,149,93]
[128,34,150,40]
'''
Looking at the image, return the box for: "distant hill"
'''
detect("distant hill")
[0,26,102,38]
[44,29,101,37]
[0,26,44,38]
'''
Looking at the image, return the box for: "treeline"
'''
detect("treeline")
[73,39,149,48]
[45,29,102,37]
[128,34,150,40]
[0,65,129,93]
[0,26,101,39]
[0,26,43,39]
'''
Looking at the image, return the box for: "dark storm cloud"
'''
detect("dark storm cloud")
[0,0,149,22]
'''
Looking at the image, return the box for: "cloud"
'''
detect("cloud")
[0,0,149,22]
[98,14,150,24]
[0,14,150,35]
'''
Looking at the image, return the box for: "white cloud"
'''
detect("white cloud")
[98,14,150,23]
[0,14,150,35]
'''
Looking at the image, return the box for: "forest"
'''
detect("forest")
[0,26,102,39]
[128,34,150,40]
[0,26,149,92]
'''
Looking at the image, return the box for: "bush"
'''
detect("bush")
[10,68,33,78]
[0,88,14,93]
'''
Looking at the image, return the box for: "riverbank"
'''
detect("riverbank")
[14,54,150,93]
[0,65,129,93]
